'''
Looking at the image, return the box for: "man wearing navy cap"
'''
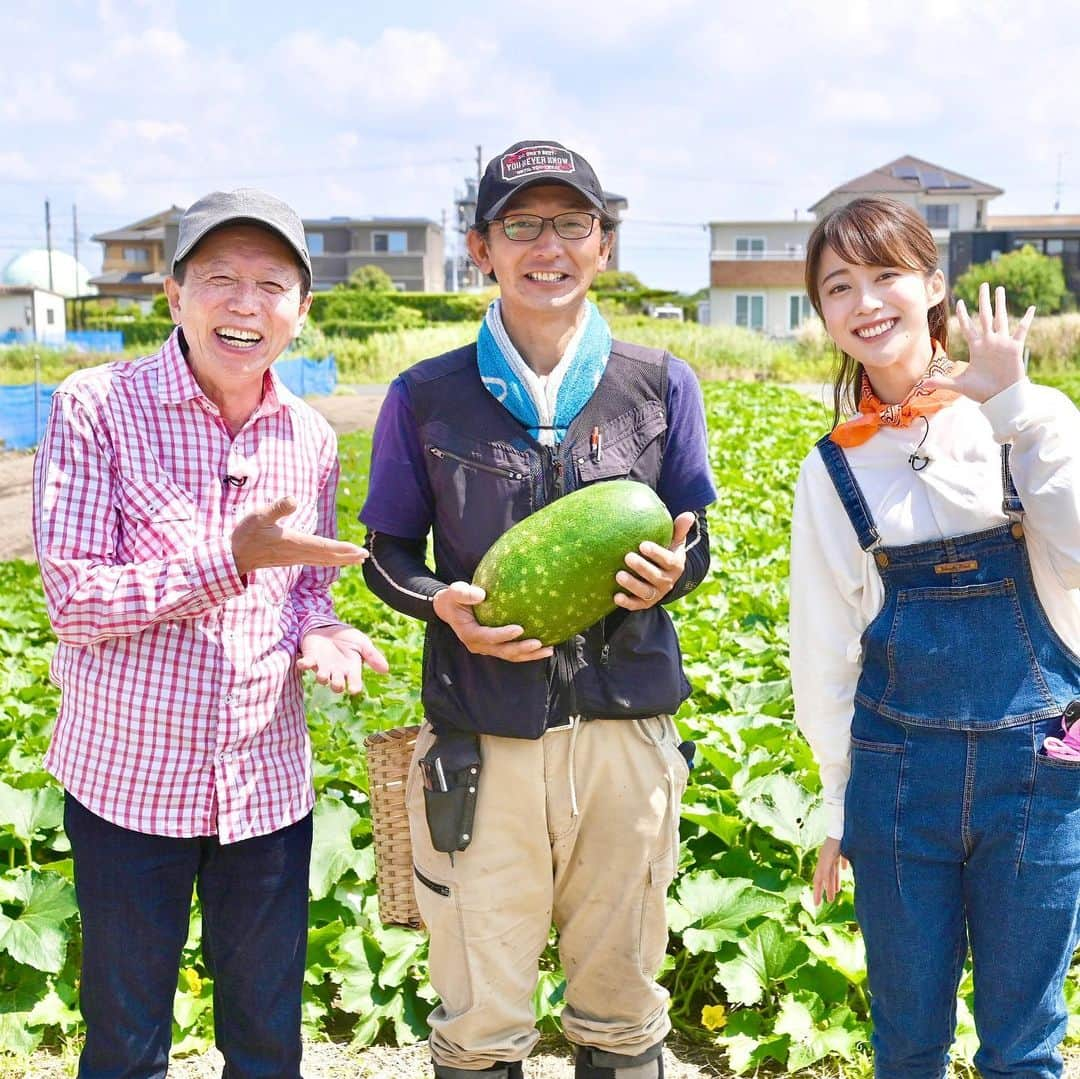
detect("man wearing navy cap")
[33,188,388,1077]
[361,141,716,1078]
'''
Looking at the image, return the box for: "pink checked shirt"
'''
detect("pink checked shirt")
[33,330,345,843]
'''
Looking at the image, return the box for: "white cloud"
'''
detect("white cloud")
[0,152,35,180]
[812,85,943,128]
[113,27,187,60]
[1,75,77,124]
[275,28,454,111]
[87,171,128,202]
[334,132,360,156]
[503,0,698,43]
[132,120,189,143]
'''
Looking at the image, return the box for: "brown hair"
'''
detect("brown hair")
[804,196,948,427]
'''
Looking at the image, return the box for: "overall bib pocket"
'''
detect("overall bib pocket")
[879,579,1055,728]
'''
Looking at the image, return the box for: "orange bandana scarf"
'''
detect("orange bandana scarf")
[830,345,959,449]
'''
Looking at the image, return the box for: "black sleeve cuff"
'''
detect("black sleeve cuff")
[661,509,711,605]
[362,531,446,623]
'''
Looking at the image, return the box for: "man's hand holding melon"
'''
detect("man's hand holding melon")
[613,510,695,612]
[432,583,554,664]
[432,481,694,660]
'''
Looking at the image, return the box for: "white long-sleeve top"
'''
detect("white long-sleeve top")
[790,378,1080,839]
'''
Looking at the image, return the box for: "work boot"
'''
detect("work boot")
[575,1042,664,1078]
[432,1061,524,1079]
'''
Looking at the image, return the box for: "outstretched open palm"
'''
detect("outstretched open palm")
[924,281,1035,404]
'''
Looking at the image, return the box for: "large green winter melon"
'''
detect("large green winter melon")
[472,480,673,646]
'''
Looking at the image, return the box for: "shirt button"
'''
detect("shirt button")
[223,693,233,704]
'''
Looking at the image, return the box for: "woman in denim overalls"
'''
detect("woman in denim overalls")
[790,196,1080,1078]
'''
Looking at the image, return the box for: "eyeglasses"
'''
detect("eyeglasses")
[491,212,598,242]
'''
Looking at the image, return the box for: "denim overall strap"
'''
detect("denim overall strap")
[815,434,881,551]
[1001,443,1025,520]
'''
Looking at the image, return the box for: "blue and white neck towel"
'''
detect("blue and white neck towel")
[477,299,612,446]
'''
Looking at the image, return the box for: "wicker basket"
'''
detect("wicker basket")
[364,724,423,928]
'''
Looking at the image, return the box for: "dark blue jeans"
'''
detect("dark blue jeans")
[65,794,312,1079]
[844,707,1080,1079]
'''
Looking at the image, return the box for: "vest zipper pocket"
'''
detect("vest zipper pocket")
[428,445,526,481]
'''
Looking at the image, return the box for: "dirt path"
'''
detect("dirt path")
[11,1034,730,1079]
[0,389,388,562]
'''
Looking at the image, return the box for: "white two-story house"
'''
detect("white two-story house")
[708,156,1002,336]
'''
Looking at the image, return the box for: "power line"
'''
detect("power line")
[0,157,470,188]
[624,218,708,229]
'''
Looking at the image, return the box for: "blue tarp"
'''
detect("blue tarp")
[274,354,337,397]
[0,331,125,351]
[0,383,57,450]
[66,331,125,353]
[0,354,337,451]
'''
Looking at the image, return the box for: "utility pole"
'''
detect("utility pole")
[442,208,458,291]
[476,144,483,185]
[72,203,80,329]
[45,199,54,292]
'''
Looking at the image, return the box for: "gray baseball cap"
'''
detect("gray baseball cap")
[172,188,311,278]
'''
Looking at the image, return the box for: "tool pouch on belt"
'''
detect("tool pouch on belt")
[419,730,482,854]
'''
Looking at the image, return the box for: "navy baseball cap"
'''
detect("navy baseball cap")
[172,188,311,278]
[475,141,606,224]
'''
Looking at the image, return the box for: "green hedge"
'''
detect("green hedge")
[317,320,399,341]
[83,317,176,346]
[308,291,406,323]
[308,289,489,326]
[391,292,489,322]
[593,288,699,321]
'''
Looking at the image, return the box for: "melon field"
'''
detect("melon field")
[2,378,1080,1074]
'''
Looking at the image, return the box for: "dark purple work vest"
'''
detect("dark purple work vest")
[399,339,691,739]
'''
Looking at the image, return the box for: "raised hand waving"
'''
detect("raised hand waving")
[924,281,1035,403]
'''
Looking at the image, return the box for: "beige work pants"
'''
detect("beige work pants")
[405,715,689,1072]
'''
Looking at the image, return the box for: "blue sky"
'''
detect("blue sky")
[2,0,1078,293]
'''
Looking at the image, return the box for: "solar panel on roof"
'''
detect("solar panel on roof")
[892,165,920,180]
[947,178,972,189]
[920,170,947,188]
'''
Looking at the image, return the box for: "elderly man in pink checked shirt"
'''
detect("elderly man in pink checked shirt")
[32,189,388,1079]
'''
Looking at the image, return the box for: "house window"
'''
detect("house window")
[123,247,149,264]
[922,204,958,229]
[307,232,324,256]
[735,293,765,331]
[735,236,766,260]
[373,231,408,254]
[46,309,56,325]
[788,293,812,331]
[1046,238,1064,255]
